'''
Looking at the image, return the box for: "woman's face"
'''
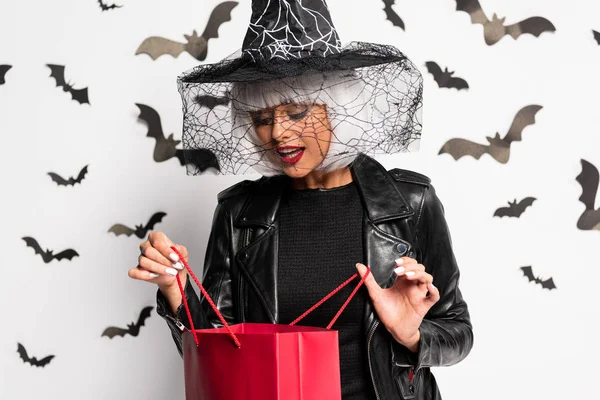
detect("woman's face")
[250,102,333,178]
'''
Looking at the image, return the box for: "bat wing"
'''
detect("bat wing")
[515,197,536,216]
[135,306,154,329]
[593,30,600,45]
[47,172,69,186]
[17,343,30,363]
[75,165,89,184]
[424,62,443,86]
[576,159,599,210]
[53,249,79,261]
[455,0,489,25]
[541,277,556,290]
[46,64,68,88]
[70,87,89,105]
[439,138,492,160]
[0,64,12,85]
[135,103,165,141]
[35,355,55,367]
[200,1,239,40]
[176,149,221,173]
[22,236,44,256]
[101,327,129,339]
[135,37,186,60]
[493,205,513,218]
[382,0,405,30]
[194,95,230,109]
[448,76,469,90]
[505,17,556,40]
[501,105,542,144]
[108,224,136,237]
[520,266,535,282]
[144,212,167,231]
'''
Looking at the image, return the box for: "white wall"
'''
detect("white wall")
[1,0,599,399]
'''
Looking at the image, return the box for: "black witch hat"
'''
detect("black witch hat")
[178,0,423,175]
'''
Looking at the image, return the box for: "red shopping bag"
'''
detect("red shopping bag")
[171,246,370,400]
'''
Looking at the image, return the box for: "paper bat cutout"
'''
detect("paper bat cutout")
[493,197,536,218]
[0,64,12,85]
[455,0,556,45]
[47,165,88,186]
[575,159,600,231]
[439,104,542,163]
[425,61,469,90]
[520,266,556,290]
[108,212,167,238]
[382,0,405,31]
[135,1,238,61]
[17,343,55,367]
[193,94,230,109]
[46,64,89,105]
[22,236,79,263]
[98,0,121,11]
[136,103,220,172]
[102,306,153,338]
[593,30,600,45]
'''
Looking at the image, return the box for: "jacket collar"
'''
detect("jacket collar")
[236,154,414,227]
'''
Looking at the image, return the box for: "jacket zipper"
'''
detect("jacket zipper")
[166,314,187,332]
[238,228,251,321]
[367,319,381,400]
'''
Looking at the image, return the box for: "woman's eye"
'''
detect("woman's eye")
[250,111,274,126]
[286,105,309,120]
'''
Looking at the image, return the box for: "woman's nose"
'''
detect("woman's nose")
[271,114,293,142]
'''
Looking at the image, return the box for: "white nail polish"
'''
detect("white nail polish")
[173,262,184,270]
[166,267,178,276]
[405,271,415,277]
[169,253,179,262]
[430,282,436,289]
[394,266,405,274]
[149,272,159,278]
[395,258,404,265]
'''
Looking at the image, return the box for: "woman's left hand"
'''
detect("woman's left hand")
[356,258,440,352]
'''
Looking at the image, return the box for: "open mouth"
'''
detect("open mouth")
[276,146,305,165]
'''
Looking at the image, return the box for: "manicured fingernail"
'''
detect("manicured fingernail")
[395,258,404,265]
[169,253,179,262]
[405,271,415,277]
[149,272,159,278]
[430,282,436,289]
[165,267,178,276]
[173,262,184,270]
[394,266,405,274]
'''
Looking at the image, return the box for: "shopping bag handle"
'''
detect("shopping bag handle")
[171,246,241,348]
[289,267,370,329]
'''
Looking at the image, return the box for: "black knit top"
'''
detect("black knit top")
[277,181,376,400]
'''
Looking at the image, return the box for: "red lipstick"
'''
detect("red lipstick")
[276,145,305,165]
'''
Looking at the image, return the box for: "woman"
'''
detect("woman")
[129,1,473,398]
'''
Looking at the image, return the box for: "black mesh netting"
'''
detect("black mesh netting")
[177,42,423,176]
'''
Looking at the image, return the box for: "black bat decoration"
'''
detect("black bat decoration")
[102,306,153,338]
[46,64,89,105]
[193,94,230,109]
[520,266,556,290]
[136,1,238,61]
[455,0,556,45]
[17,343,55,367]
[424,61,469,90]
[593,30,600,45]
[22,236,79,263]
[98,0,122,11]
[382,0,405,31]
[47,165,88,186]
[575,159,600,231]
[108,212,167,238]
[0,64,12,85]
[136,103,220,172]
[493,197,536,218]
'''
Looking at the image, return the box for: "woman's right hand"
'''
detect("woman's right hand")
[128,231,188,313]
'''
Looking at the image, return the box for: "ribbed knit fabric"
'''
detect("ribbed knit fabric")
[277,181,376,400]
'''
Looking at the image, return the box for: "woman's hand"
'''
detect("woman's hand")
[356,257,440,353]
[128,231,189,314]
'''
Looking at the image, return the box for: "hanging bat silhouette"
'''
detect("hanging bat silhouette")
[424,62,469,90]
[520,266,556,290]
[22,236,79,263]
[17,343,55,367]
[135,1,238,61]
[108,212,167,238]
[593,30,600,45]
[98,0,121,11]
[0,64,12,85]
[455,0,556,46]
[382,0,405,31]
[102,306,153,338]
[46,64,89,105]
[136,103,220,172]
[493,197,536,218]
[439,104,542,163]
[575,159,600,231]
[194,94,230,109]
[47,165,88,186]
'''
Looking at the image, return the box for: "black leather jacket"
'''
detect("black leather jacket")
[156,154,473,400]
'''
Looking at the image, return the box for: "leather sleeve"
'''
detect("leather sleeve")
[393,183,474,370]
[155,202,234,356]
